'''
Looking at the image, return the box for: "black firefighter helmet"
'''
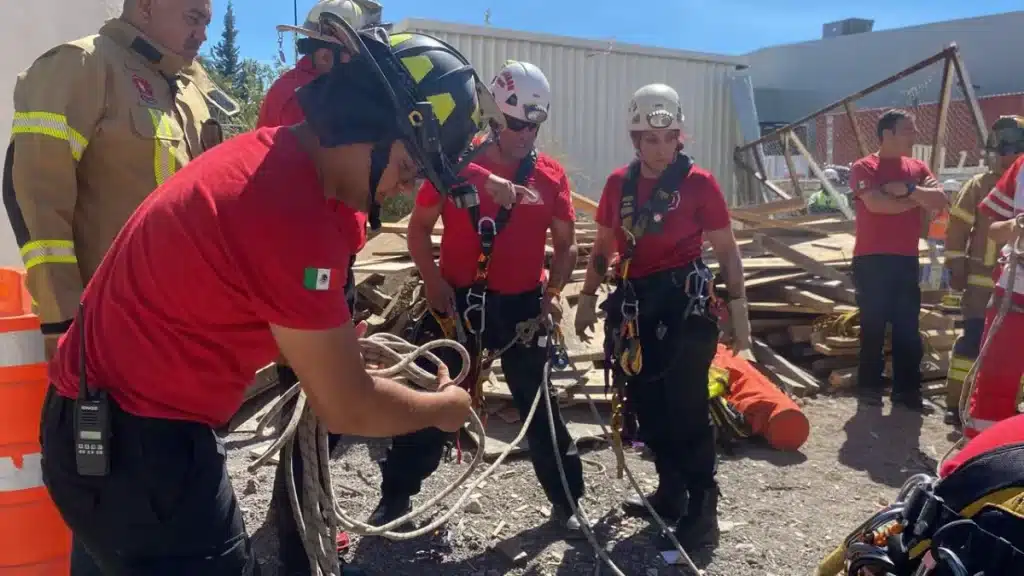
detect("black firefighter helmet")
[287,13,503,228]
[986,115,1024,156]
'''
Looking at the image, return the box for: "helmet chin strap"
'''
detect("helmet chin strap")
[367,140,391,231]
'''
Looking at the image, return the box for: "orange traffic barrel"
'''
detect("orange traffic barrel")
[0,312,71,574]
[0,268,31,316]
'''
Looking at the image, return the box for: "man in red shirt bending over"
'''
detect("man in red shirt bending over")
[38,20,487,575]
[849,109,949,410]
[367,60,587,531]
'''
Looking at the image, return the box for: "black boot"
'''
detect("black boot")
[366,495,413,529]
[622,485,685,522]
[673,486,720,552]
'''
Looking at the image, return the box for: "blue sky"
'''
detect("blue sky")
[215,2,1018,64]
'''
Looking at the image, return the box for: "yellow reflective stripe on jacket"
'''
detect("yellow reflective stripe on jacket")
[985,239,998,267]
[11,111,88,161]
[968,273,995,288]
[149,109,179,186]
[19,239,77,269]
[945,250,967,259]
[947,355,974,383]
[950,205,975,225]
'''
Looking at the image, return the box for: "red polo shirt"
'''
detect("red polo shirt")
[850,154,934,257]
[417,153,576,295]
[49,127,354,427]
[595,162,731,278]
[257,55,368,252]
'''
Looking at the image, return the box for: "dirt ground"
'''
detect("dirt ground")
[225,392,955,576]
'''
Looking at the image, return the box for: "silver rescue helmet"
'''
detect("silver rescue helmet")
[628,83,684,133]
[303,0,382,30]
[943,179,960,195]
[490,60,551,124]
[822,167,840,184]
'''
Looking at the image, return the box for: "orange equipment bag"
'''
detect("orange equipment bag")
[710,344,810,451]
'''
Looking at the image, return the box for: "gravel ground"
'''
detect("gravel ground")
[225,393,955,576]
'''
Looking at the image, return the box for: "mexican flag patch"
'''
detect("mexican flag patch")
[303,267,341,291]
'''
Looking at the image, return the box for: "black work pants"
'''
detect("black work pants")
[379,287,585,511]
[40,388,258,576]
[603,265,720,497]
[852,254,923,395]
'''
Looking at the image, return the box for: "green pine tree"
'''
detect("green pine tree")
[211,1,248,99]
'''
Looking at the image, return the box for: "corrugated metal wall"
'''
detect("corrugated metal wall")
[0,0,120,268]
[393,19,745,205]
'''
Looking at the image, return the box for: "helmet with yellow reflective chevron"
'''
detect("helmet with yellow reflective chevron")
[291,13,503,225]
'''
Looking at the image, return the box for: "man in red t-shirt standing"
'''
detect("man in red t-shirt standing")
[367,61,588,531]
[849,109,949,410]
[575,83,749,553]
[37,22,488,575]
[962,154,1024,437]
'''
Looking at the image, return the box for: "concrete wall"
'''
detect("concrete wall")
[0,0,119,268]
[747,11,1024,123]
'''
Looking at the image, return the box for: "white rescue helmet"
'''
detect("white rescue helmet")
[822,168,839,182]
[943,179,960,194]
[490,60,551,124]
[628,83,684,132]
[303,0,381,30]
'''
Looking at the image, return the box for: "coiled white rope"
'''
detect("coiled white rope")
[248,328,548,576]
[940,214,1024,472]
[248,319,702,575]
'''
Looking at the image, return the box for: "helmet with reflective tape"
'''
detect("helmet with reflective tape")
[304,0,381,30]
[986,115,1024,156]
[628,83,683,132]
[490,60,551,124]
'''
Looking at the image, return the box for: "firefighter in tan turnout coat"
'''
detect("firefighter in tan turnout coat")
[2,1,236,360]
[942,115,1024,425]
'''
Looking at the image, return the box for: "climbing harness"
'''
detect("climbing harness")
[462,150,538,409]
[604,153,693,477]
[942,213,1024,466]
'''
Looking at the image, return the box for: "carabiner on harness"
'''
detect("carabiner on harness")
[477,216,497,249]
[682,266,714,318]
[464,288,486,335]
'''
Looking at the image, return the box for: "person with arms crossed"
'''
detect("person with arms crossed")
[367,60,587,531]
[575,83,750,554]
[37,18,487,575]
[848,109,948,411]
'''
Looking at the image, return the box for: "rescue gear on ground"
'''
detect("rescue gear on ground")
[490,60,551,124]
[282,14,504,225]
[817,443,1024,576]
[628,83,684,132]
[2,18,231,338]
[944,171,1001,317]
[709,344,809,451]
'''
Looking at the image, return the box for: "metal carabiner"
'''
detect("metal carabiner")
[464,289,487,335]
[620,299,639,320]
[477,216,497,241]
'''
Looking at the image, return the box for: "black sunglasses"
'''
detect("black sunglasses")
[503,114,540,133]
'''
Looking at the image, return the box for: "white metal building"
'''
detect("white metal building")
[0,0,119,268]
[393,19,746,205]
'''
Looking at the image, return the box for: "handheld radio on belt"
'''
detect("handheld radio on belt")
[74,302,111,477]
[460,150,538,405]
